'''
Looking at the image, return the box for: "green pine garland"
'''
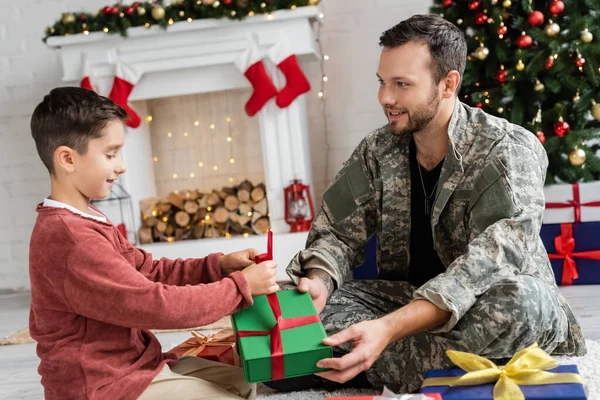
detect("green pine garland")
[431,0,600,184]
[44,0,318,42]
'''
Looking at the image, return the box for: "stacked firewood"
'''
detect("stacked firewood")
[138,180,269,244]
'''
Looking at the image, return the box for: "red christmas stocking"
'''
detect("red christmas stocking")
[109,62,142,128]
[267,34,311,108]
[234,37,278,116]
[80,58,95,91]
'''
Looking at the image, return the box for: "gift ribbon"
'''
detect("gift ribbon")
[420,343,583,400]
[548,223,600,285]
[178,329,236,357]
[545,183,600,223]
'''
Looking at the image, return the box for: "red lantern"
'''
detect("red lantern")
[475,13,488,25]
[468,0,480,10]
[443,0,453,7]
[496,69,507,83]
[549,0,565,15]
[497,25,508,35]
[536,131,546,144]
[545,56,554,69]
[284,179,315,232]
[528,11,544,26]
[554,120,570,137]
[516,34,533,48]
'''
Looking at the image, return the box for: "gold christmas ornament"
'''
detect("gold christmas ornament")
[516,60,525,71]
[545,22,560,38]
[151,6,165,20]
[534,79,545,91]
[591,100,600,120]
[309,0,319,5]
[581,29,593,43]
[502,0,511,7]
[474,45,490,60]
[61,13,75,24]
[203,0,216,4]
[137,6,147,16]
[569,147,586,166]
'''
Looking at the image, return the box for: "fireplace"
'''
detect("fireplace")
[46,6,321,280]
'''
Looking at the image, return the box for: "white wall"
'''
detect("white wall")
[0,0,430,292]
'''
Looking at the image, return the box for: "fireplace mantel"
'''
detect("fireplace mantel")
[46,6,320,280]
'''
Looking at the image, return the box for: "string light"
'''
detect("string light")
[194,120,200,126]
[168,18,174,24]
[103,27,109,32]
[152,210,157,217]
[291,5,297,9]
[231,11,236,16]
[184,132,189,137]
[146,115,153,122]
[210,123,215,129]
[248,11,255,16]
[213,165,218,171]
[173,173,178,179]
[167,132,172,138]
[227,136,232,142]
[244,233,249,238]
[226,117,232,122]
[315,7,332,185]
[207,207,212,211]
[198,162,204,167]
[190,173,195,178]
[153,157,158,162]
[230,158,235,164]
[144,23,150,28]
[229,177,234,182]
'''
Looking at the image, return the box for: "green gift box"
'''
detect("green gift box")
[231,290,333,383]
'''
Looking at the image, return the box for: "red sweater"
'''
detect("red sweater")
[29,205,253,400]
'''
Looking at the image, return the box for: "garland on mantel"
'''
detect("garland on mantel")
[43,0,319,42]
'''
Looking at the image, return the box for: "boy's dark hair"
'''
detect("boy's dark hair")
[379,14,467,93]
[30,87,127,175]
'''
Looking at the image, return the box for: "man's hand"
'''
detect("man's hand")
[297,269,335,314]
[315,318,393,384]
[220,248,260,275]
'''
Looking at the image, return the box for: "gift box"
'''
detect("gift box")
[540,222,600,285]
[167,329,238,366]
[231,290,332,383]
[420,343,586,400]
[543,182,600,224]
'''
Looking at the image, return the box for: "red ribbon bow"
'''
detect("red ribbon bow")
[546,183,600,223]
[548,223,600,285]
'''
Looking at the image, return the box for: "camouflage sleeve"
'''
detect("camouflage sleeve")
[413,139,548,333]
[286,138,378,289]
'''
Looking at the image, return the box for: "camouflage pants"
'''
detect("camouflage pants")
[321,276,568,393]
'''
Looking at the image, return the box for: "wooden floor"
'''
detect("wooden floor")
[0,286,598,399]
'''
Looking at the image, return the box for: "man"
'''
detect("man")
[285,14,586,393]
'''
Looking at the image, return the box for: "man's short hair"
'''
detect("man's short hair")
[379,14,467,93]
[31,87,127,175]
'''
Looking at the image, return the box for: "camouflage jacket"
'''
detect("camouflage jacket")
[287,101,585,355]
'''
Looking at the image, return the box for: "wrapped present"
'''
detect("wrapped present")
[167,329,238,366]
[420,343,586,400]
[231,290,332,383]
[543,182,600,224]
[540,222,600,285]
[327,387,442,399]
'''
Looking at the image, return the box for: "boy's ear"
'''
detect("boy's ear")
[55,146,76,173]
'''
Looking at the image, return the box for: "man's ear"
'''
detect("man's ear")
[443,70,461,98]
[54,146,77,174]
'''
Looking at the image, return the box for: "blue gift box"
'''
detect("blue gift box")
[540,222,600,285]
[420,365,586,399]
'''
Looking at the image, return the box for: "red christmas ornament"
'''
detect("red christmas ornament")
[475,13,488,25]
[576,57,586,68]
[554,120,570,137]
[528,11,544,27]
[497,25,508,35]
[132,1,141,7]
[476,102,483,108]
[111,6,120,15]
[78,14,87,21]
[224,0,233,4]
[545,56,554,69]
[549,0,565,15]
[443,0,453,7]
[103,6,112,14]
[125,7,135,15]
[516,34,533,48]
[536,131,546,144]
[496,69,508,83]
[468,0,480,10]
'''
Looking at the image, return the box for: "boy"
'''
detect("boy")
[29,87,279,400]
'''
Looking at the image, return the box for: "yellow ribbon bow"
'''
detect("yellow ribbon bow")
[178,328,236,357]
[421,343,583,400]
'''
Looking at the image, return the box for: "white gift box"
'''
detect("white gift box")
[543,181,600,224]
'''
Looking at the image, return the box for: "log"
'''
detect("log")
[184,200,199,214]
[188,190,200,200]
[165,223,176,237]
[198,195,209,208]
[145,217,158,227]
[218,191,228,201]
[175,211,191,227]
[157,203,172,213]
[251,184,266,202]
[252,217,270,235]
[156,220,168,233]
[238,203,252,217]
[140,197,160,218]
[253,198,268,216]
[204,224,218,238]
[207,191,221,207]
[213,207,230,224]
[222,186,236,196]
[229,212,239,223]
[251,211,264,224]
[238,179,253,193]
[167,192,185,210]
[193,223,205,239]
[224,195,240,211]
[237,189,250,203]
[229,221,245,234]
[138,227,153,244]
[238,215,251,226]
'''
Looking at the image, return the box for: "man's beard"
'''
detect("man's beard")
[388,88,441,136]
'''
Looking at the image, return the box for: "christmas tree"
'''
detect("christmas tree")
[431,0,600,184]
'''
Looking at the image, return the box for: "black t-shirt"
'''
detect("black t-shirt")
[407,137,446,287]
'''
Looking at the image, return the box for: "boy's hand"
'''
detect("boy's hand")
[220,249,260,275]
[241,260,279,296]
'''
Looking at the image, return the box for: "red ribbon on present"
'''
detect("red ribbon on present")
[546,183,600,223]
[548,223,600,285]
[237,228,322,380]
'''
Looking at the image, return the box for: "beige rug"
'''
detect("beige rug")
[0,316,232,346]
